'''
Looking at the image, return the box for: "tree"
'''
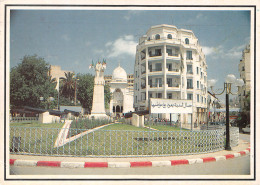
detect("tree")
[60,72,76,101]
[10,55,57,108]
[76,74,94,113]
[104,84,111,109]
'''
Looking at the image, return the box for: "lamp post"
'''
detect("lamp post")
[208,74,244,150]
[74,78,79,106]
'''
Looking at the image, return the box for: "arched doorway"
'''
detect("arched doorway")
[112,88,124,116]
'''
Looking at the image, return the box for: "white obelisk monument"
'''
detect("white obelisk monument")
[89,60,108,119]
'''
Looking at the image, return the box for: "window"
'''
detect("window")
[185,38,189,44]
[135,96,137,103]
[155,78,162,87]
[197,81,199,89]
[167,93,172,99]
[167,48,172,56]
[196,67,199,74]
[155,49,162,56]
[186,51,192,60]
[156,93,162,98]
[187,93,193,100]
[167,34,172,39]
[197,95,200,102]
[149,65,152,72]
[155,63,162,71]
[187,79,193,89]
[135,71,137,78]
[149,93,153,99]
[155,34,160,40]
[167,63,172,71]
[167,78,173,87]
[187,65,193,74]
[149,79,152,86]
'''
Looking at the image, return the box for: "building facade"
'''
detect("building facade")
[49,65,73,90]
[134,24,208,126]
[238,44,251,111]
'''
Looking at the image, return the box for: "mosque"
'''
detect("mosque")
[109,64,134,117]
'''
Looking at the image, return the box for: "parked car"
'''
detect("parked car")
[242,125,250,133]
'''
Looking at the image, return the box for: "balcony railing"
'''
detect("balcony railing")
[167,53,179,57]
[150,83,163,88]
[141,71,146,74]
[141,84,146,89]
[187,86,193,89]
[149,68,162,72]
[168,69,180,72]
[149,54,162,57]
[167,84,180,88]
[187,71,193,74]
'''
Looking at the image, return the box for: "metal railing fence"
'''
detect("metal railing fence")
[9,126,239,157]
[10,117,39,123]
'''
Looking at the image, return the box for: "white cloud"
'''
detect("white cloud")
[61,34,70,41]
[123,10,143,21]
[202,45,223,56]
[106,35,137,58]
[202,44,246,59]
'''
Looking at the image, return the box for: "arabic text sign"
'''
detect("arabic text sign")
[150,99,193,114]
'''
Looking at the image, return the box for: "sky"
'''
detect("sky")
[10,9,251,102]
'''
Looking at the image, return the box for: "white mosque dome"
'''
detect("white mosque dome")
[112,65,127,82]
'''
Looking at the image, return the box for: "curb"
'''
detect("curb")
[10,146,251,168]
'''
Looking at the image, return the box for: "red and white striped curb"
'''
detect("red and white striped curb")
[9,146,250,168]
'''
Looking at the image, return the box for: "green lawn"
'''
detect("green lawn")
[147,125,188,131]
[100,123,151,131]
[10,122,64,128]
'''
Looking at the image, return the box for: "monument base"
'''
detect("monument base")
[89,112,110,120]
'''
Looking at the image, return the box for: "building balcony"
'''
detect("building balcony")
[139,38,182,48]
[166,53,181,60]
[166,68,181,75]
[166,84,181,91]
[148,69,163,76]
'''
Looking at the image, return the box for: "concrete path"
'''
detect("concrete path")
[54,120,114,147]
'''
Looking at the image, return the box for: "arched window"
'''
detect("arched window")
[155,34,160,40]
[185,38,189,44]
[167,34,172,39]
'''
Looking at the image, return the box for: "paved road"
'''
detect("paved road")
[10,155,250,176]
[239,133,250,143]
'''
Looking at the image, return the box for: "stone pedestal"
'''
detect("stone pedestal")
[132,114,144,128]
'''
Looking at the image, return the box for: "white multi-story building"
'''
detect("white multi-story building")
[134,24,208,126]
[238,44,251,111]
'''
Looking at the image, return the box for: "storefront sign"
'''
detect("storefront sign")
[150,98,193,114]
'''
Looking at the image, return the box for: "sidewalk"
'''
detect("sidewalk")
[9,140,250,168]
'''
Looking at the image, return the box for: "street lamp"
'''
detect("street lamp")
[40,96,55,110]
[208,74,244,150]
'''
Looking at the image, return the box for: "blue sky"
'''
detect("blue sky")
[10,9,251,102]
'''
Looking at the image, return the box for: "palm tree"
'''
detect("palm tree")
[60,72,75,101]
